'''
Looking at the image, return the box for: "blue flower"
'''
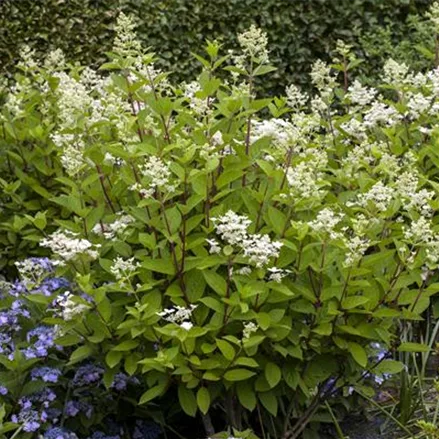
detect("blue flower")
[31,367,62,383]
[65,400,93,418]
[35,277,70,296]
[43,427,78,439]
[72,364,104,387]
[110,373,140,391]
[23,326,56,359]
[0,386,7,395]
[11,408,42,432]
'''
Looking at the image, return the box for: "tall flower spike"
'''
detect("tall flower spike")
[113,12,142,57]
[237,25,269,63]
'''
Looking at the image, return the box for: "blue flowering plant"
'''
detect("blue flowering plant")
[0,259,161,439]
[4,6,439,439]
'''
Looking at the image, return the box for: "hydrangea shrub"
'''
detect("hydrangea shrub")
[1,10,439,439]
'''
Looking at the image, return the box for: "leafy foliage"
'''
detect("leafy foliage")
[0,0,433,94]
[2,10,439,439]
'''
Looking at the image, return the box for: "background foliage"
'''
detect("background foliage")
[0,0,434,94]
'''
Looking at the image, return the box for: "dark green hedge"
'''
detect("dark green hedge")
[0,0,433,93]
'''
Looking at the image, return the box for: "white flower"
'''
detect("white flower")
[403,217,434,244]
[346,80,377,107]
[344,236,370,267]
[286,154,328,200]
[243,322,258,339]
[427,2,439,33]
[311,59,334,92]
[110,257,140,281]
[40,230,100,261]
[60,145,86,176]
[55,292,90,321]
[113,12,142,56]
[157,305,197,325]
[267,267,291,283]
[241,234,283,267]
[354,182,395,212]
[309,208,344,240]
[382,59,409,85]
[407,92,431,119]
[237,25,269,63]
[140,156,175,193]
[206,239,221,254]
[180,321,193,330]
[285,84,308,109]
[363,101,402,128]
[92,214,135,239]
[211,131,224,146]
[236,266,252,276]
[212,211,252,246]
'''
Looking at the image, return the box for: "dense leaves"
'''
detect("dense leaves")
[0,0,433,94]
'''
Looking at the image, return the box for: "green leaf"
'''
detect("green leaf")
[348,342,367,367]
[178,385,197,417]
[142,258,175,275]
[224,369,256,381]
[196,387,210,415]
[375,360,405,375]
[112,340,140,351]
[216,339,235,361]
[139,384,166,404]
[69,345,92,365]
[203,270,227,296]
[258,391,278,415]
[237,382,257,411]
[342,296,370,310]
[398,342,430,352]
[264,362,281,388]
[106,350,123,368]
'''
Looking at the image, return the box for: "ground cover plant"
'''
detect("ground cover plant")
[3,5,439,439]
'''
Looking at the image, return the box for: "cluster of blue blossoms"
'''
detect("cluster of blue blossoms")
[0,258,160,439]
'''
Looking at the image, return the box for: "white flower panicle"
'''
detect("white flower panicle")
[286,151,328,200]
[55,292,90,321]
[242,234,283,268]
[286,84,308,109]
[347,80,377,107]
[311,60,335,94]
[267,267,291,283]
[243,322,258,339]
[403,216,434,244]
[344,236,370,267]
[113,13,142,56]
[363,101,402,128]
[110,257,140,281]
[309,208,344,240]
[237,25,269,63]
[211,211,282,267]
[92,214,135,239]
[138,156,176,195]
[212,211,252,246]
[382,59,409,85]
[206,239,221,254]
[427,2,439,33]
[40,230,100,261]
[157,305,197,330]
[350,181,395,212]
